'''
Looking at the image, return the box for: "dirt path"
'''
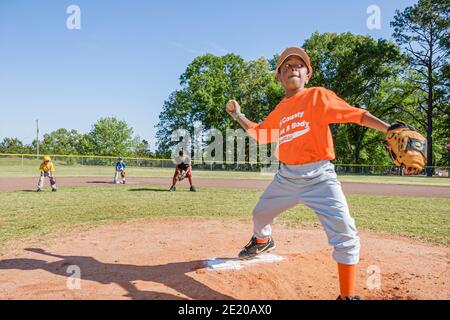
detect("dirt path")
[0,177,449,198]
[0,218,447,300]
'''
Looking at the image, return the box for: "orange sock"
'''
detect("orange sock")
[256,237,269,244]
[338,263,356,298]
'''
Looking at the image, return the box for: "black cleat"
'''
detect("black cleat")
[190,186,197,192]
[238,236,276,260]
[337,295,361,300]
[169,186,176,192]
[52,188,57,192]
[36,188,41,192]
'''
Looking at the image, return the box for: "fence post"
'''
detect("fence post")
[21,155,24,168]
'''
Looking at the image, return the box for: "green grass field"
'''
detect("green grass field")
[1,157,450,186]
[0,185,448,253]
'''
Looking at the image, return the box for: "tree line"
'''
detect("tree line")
[0,117,152,158]
[156,0,449,172]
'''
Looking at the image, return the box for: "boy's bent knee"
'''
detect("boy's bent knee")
[331,235,360,265]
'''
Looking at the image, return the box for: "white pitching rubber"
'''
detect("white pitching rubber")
[205,254,284,271]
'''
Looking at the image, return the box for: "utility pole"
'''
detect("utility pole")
[447,140,450,178]
[36,119,39,159]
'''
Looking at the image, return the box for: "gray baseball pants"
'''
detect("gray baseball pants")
[252,160,360,265]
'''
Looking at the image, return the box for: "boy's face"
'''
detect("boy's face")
[277,56,309,91]
[44,160,50,164]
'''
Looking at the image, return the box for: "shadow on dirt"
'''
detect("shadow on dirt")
[0,248,234,300]
[86,181,113,184]
[128,188,168,192]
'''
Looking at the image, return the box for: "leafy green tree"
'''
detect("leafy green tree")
[156,54,283,156]
[75,133,94,155]
[179,53,246,132]
[236,58,284,123]
[2,120,152,158]
[391,0,449,175]
[0,137,32,154]
[434,62,450,167]
[267,54,280,72]
[304,32,408,165]
[40,128,82,155]
[89,117,135,156]
[132,138,152,157]
[155,90,196,155]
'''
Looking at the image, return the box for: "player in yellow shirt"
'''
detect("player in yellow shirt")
[37,156,57,192]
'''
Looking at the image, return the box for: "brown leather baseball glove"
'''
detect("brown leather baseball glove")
[383,121,427,175]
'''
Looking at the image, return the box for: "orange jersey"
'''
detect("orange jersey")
[248,87,368,165]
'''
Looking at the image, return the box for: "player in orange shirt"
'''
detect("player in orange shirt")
[226,47,390,300]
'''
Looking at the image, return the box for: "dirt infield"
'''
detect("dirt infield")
[0,177,449,198]
[0,218,448,300]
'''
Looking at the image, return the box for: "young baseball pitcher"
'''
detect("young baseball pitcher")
[114,157,127,184]
[225,46,426,300]
[169,150,196,192]
[36,155,57,192]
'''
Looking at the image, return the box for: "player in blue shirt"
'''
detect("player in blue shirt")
[114,157,127,184]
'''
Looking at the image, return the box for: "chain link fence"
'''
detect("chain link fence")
[0,153,448,177]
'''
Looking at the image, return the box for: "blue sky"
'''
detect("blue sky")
[0,0,417,150]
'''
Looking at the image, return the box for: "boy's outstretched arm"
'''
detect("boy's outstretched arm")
[360,112,390,133]
[360,112,426,174]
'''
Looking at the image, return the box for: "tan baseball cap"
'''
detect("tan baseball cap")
[275,46,313,79]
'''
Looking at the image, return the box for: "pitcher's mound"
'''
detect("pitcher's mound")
[0,218,448,300]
